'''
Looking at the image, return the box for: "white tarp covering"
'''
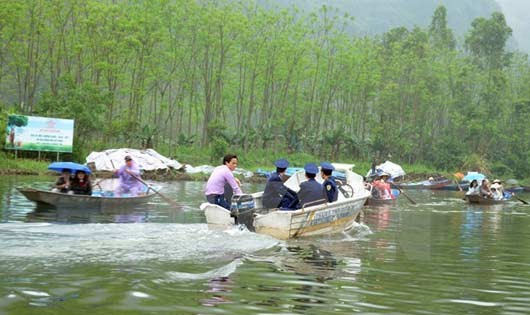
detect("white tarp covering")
[86,148,183,171]
[366,160,406,178]
[185,164,254,178]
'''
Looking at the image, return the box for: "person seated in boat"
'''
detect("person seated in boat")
[296,163,326,209]
[262,158,298,209]
[204,154,243,210]
[372,172,395,200]
[70,170,92,195]
[320,162,338,203]
[363,176,373,193]
[52,169,72,193]
[490,179,504,200]
[465,179,480,195]
[114,155,144,197]
[480,179,493,198]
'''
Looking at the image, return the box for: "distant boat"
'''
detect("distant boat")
[437,182,470,191]
[395,177,451,190]
[464,194,508,205]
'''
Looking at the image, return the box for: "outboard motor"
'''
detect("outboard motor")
[230,194,256,231]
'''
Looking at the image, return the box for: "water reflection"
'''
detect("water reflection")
[285,244,339,280]
[200,276,233,307]
[25,205,150,223]
[363,204,393,232]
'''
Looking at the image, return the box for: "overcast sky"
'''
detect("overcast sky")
[496,0,530,51]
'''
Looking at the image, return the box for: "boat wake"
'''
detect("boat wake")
[162,259,243,282]
[0,223,279,266]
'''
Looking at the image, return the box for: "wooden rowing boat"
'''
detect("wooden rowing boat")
[364,187,399,206]
[365,197,396,206]
[465,194,508,205]
[17,187,156,210]
[395,178,451,190]
[201,164,371,240]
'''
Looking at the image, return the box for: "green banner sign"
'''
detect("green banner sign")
[5,114,74,152]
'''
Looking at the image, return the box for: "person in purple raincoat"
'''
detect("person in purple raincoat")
[114,155,143,197]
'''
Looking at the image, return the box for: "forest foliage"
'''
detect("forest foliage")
[1,0,529,178]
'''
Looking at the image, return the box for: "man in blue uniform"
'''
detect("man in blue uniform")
[320,162,338,202]
[297,163,326,208]
[262,158,298,209]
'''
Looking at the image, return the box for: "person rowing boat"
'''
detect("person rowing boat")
[114,155,144,197]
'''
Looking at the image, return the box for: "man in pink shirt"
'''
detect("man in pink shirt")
[205,154,243,209]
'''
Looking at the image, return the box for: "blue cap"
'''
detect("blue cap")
[304,163,318,175]
[274,158,289,168]
[320,162,334,171]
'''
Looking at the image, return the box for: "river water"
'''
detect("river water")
[1,176,530,315]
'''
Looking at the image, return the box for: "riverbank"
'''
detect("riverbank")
[2,152,516,185]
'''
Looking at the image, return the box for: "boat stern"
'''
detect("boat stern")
[200,202,236,228]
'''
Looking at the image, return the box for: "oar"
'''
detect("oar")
[128,173,178,207]
[455,179,463,192]
[390,182,417,205]
[92,177,111,190]
[514,196,529,205]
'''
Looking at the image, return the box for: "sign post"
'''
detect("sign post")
[4,114,74,154]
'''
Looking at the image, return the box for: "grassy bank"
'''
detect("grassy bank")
[0,148,473,183]
[0,152,50,175]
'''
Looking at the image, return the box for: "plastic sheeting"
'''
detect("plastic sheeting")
[87,148,254,177]
[366,160,406,178]
[86,148,183,171]
[185,164,254,178]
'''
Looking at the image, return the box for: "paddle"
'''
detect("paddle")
[455,179,463,192]
[514,196,529,205]
[92,177,111,190]
[390,182,417,205]
[127,172,178,207]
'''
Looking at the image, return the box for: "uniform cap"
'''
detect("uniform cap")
[124,155,132,161]
[304,163,319,175]
[320,162,335,171]
[274,158,289,168]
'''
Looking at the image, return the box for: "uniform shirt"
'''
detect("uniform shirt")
[205,165,242,196]
[322,176,338,202]
[262,172,287,208]
[298,178,325,208]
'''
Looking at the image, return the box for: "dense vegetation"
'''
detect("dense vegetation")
[1,0,529,178]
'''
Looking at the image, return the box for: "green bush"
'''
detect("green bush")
[210,138,229,164]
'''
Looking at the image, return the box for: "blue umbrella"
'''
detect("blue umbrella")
[48,162,92,175]
[463,172,485,182]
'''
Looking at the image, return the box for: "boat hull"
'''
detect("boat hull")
[465,194,507,205]
[395,179,451,190]
[437,183,470,191]
[365,197,396,206]
[254,197,366,239]
[18,187,156,210]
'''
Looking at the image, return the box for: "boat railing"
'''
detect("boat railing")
[300,199,327,212]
